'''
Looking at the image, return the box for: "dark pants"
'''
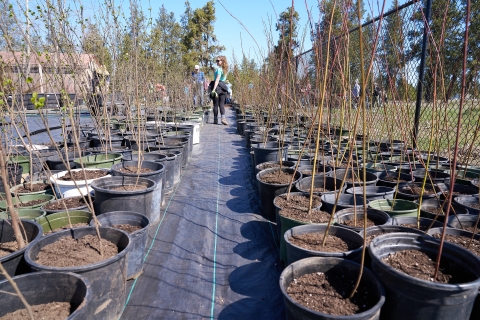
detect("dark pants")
[213,93,226,119]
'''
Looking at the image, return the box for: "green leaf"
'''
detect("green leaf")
[26,77,33,83]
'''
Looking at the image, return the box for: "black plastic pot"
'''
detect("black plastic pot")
[321,193,367,214]
[0,219,43,280]
[329,169,378,188]
[447,214,480,231]
[396,182,445,201]
[252,142,290,167]
[237,120,247,135]
[155,145,186,168]
[297,165,332,178]
[0,271,91,319]
[25,227,131,320]
[284,224,364,265]
[279,257,385,320]
[0,165,23,193]
[454,195,480,215]
[413,169,451,184]
[256,167,302,221]
[416,198,469,222]
[369,232,480,320]
[163,134,191,162]
[359,225,426,269]
[346,186,396,200]
[440,183,478,199]
[254,160,295,176]
[390,216,444,231]
[90,176,157,223]
[90,211,150,280]
[111,161,164,223]
[46,151,91,170]
[294,175,344,196]
[375,171,415,188]
[334,207,391,232]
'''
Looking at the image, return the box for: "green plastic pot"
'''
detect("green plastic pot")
[10,181,53,196]
[0,194,54,210]
[74,153,123,169]
[369,199,419,217]
[278,209,334,264]
[8,155,30,173]
[0,208,46,221]
[36,210,92,233]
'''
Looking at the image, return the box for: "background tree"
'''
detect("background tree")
[275,7,300,60]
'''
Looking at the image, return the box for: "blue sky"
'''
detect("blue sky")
[133,0,394,65]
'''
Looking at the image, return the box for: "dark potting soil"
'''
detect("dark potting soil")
[401,186,437,195]
[382,249,477,284]
[112,224,142,234]
[257,163,282,170]
[275,194,321,211]
[0,241,18,257]
[0,302,71,320]
[365,232,388,245]
[432,234,480,257]
[341,216,383,228]
[382,176,407,183]
[286,269,375,316]
[14,199,46,208]
[43,196,87,210]
[423,207,445,216]
[290,233,360,252]
[118,166,154,174]
[312,187,332,192]
[44,223,90,235]
[456,226,479,234]
[467,203,480,210]
[111,185,148,191]
[259,170,294,184]
[327,161,360,168]
[280,208,332,224]
[400,223,433,231]
[13,183,51,194]
[35,234,118,267]
[58,170,108,181]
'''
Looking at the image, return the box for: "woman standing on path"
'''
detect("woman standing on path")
[210,56,229,125]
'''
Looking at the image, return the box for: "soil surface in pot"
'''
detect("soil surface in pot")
[422,207,445,216]
[13,183,51,194]
[257,163,283,171]
[275,194,321,210]
[400,223,434,231]
[382,249,476,283]
[112,224,142,234]
[290,233,360,252]
[14,199,46,208]
[327,160,360,168]
[454,226,480,234]
[43,196,87,210]
[286,269,375,316]
[400,186,437,195]
[0,302,71,320]
[44,223,90,235]
[466,203,480,210]
[280,208,331,224]
[432,233,480,257]
[111,185,148,191]
[366,232,388,245]
[259,170,294,184]
[35,234,118,267]
[382,175,407,183]
[118,166,154,174]
[58,170,108,181]
[340,216,383,228]
[0,241,18,257]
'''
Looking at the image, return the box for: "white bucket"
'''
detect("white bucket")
[50,168,110,198]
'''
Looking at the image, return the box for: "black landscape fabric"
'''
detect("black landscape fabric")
[120,108,285,319]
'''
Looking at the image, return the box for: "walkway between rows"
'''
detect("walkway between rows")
[120,108,285,319]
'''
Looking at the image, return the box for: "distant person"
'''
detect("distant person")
[208,55,229,125]
[192,65,205,106]
[352,79,360,108]
[372,83,380,108]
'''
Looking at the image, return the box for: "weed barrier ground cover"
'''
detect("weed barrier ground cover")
[120,108,285,319]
